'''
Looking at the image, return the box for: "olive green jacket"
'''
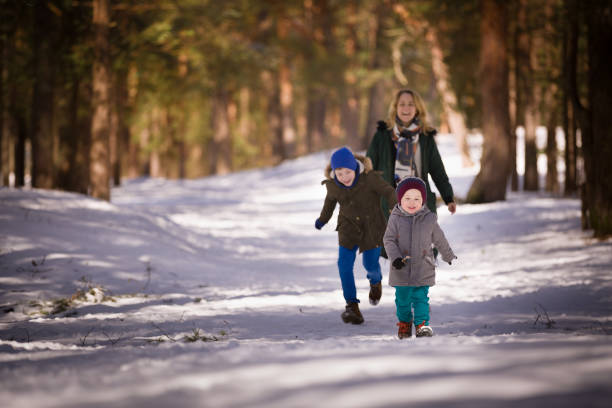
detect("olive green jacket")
[366,121,454,217]
[318,155,398,252]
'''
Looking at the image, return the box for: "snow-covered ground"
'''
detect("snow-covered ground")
[1,134,611,408]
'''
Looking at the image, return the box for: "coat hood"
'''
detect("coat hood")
[325,154,373,180]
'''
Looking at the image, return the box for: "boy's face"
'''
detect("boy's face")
[334,167,356,187]
[401,188,423,214]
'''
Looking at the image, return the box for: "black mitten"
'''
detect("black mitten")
[392,258,405,269]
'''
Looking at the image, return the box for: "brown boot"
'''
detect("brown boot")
[369,282,382,305]
[397,321,412,339]
[341,302,364,324]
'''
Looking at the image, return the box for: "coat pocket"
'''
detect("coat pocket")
[423,255,436,267]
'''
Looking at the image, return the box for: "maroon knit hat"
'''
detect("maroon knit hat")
[396,177,427,203]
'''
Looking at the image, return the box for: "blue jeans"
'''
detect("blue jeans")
[394,286,430,325]
[338,245,382,303]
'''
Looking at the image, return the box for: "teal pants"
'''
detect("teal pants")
[394,286,430,325]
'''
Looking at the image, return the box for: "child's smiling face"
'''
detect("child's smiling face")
[334,167,356,187]
[400,188,423,214]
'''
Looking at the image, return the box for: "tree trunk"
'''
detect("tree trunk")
[362,3,387,149]
[264,70,283,164]
[61,75,81,192]
[109,72,120,186]
[279,61,296,159]
[516,0,539,191]
[0,30,6,186]
[277,16,296,159]
[362,2,385,148]
[563,94,577,195]
[425,27,473,167]
[509,2,519,191]
[562,2,577,195]
[585,1,612,237]
[149,108,161,178]
[126,65,140,178]
[30,1,56,189]
[567,0,591,229]
[543,0,559,194]
[304,0,334,153]
[545,110,559,193]
[89,0,111,200]
[306,92,326,153]
[9,23,25,188]
[466,0,511,203]
[340,0,361,151]
[116,68,130,182]
[208,87,232,175]
[13,117,25,188]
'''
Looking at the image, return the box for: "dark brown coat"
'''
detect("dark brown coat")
[318,155,398,252]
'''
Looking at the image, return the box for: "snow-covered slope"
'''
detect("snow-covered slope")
[1,135,611,408]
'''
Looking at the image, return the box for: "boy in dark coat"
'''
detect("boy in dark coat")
[316,147,397,324]
[383,177,456,338]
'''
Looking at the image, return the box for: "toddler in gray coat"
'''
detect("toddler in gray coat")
[383,177,456,338]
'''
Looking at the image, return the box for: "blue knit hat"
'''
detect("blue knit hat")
[330,147,358,171]
[396,177,427,203]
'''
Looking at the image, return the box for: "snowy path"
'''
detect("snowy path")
[2,139,612,407]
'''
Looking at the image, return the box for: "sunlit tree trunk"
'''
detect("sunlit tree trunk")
[363,2,388,149]
[208,87,232,175]
[305,0,333,153]
[516,0,538,191]
[149,108,161,178]
[277,16,296,159]
[173,53,188,179]
[425,27,473,167]
[237,87,252,166]
[89,0,111,200]
[31,1,56,189]
[466,0,511,203]
[340,0,361,151]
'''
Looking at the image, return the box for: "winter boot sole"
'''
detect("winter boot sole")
[416,326,433,337]
[341,313,364,324]
[369,282,382,306]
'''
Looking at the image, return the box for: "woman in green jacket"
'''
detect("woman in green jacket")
[367,89,457,218]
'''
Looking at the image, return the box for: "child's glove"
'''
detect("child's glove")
[392,257,405,269]
[315,219,325,230]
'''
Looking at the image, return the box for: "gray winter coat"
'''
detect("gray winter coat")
[383,204,456,287]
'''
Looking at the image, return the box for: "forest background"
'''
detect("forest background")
[1,0,611,237]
